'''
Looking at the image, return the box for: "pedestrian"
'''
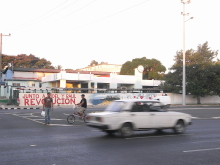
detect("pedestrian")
[75,94,87,119]
[43,92,53,125]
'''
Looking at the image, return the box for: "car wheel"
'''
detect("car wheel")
[105,130,116,136]
[156,129,163,134]
[173,120,186,134]
[119,123,133,138]
[161,105,168,109]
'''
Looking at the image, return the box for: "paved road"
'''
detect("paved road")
[0,106,220,165]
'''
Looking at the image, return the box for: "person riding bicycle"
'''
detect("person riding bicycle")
[75,94,87,118]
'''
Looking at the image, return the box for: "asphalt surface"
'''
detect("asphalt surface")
[0,106,220,165]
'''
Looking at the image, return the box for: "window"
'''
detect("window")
[12,83,20,86]
[32,83,35,87]
[105,101,124,112]
[132,102,151,112]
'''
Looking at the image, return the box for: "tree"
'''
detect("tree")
[2,54,55,69]
[55,65,62,70]
[90,60,98,66]
[172,41,218,69]
[160,42,219,104]
[120,57,166,80]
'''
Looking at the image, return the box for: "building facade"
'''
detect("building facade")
[0,66,162,99]
[79,63,122,72]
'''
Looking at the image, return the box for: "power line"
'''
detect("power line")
[28,0,80,25]
[83,0,150,27]
[46,0,98,25]
[11,0,79,32]
[24,0,71,25]
[41,0,151,39]
[14,0,97,34]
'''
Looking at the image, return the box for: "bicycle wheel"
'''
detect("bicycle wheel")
[67,115,75,124]
[83,113,89,123]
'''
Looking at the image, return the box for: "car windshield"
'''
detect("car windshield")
[105,101,125,112]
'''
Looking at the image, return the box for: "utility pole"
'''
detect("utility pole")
[0,33,11,77]
[180,0,192,105]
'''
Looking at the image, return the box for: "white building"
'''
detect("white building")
[0,66,162,99]
[79,63,122,72]
[41,68,162,92]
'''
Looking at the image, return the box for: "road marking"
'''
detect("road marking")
[172,107,220,110]
[16,113,32,115]
[34,119,47,120]
[19,116,39,118]
[126,133,193,140]
[12,114,45,124]
[33,119,66,121]
[49,124,76,126]
[183,147,220,153]
[30,145,37,147]
[212,117,220,119]
[192,117,214,120]
[188,140,220,144]
[6,113,83,126]
[91,129,102,132]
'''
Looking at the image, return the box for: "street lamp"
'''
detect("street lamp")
[181,0,193,105]
[0,33,11,80]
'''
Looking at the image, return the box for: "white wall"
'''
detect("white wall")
[168,93,220,104]
[14,71,38,79]
[18,92,220,106]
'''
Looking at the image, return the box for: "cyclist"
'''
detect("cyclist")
[75,94,87,119]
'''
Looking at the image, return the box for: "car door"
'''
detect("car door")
[149,109,171,128]
[129,103,152,129]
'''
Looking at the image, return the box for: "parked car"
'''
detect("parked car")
[151,96,171,108]
[87,99,192,137]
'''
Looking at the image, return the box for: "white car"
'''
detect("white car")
[87,99,192,137]
[151,96,171,108]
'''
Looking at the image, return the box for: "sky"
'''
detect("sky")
[1,0,220,71]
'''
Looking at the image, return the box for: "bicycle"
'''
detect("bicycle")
[67,104,89,124]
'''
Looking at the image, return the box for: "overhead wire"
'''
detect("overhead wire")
[41,0,151,39]
[14,0,97,34]
[23,0,71,25]
[28,0,81,25]
[9,0,70,31]
[12,0,80,32]
[82,0,151,28]
[46,0,98,25]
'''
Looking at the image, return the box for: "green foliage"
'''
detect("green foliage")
[160,68,182,93]
[120,57,166,80]
[160,42,220,104]
[172,41,218,69]
[2,54,55,69]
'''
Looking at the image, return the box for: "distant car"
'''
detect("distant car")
[151,96,171,108]
[87,99,192,137]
